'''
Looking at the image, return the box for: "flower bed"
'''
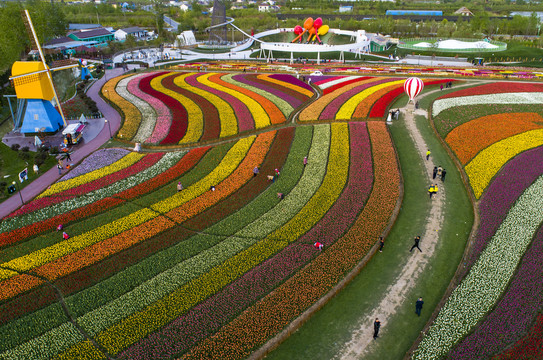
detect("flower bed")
[141,72,173,144]
[268,73,313,95]
[445,113,543,165]
[256,74,311,103]
[322,76,374,95]
[433,93,543,117]
[115,75,146,141]
[413,174,543,359]
[438,82,543,100]
[466,129,543,198]
[493,313,543,359]
[126,74,159,143]
[102,75,140,140]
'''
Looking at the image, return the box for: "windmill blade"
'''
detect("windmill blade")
[23,9,68,127]
[21,10,39,52]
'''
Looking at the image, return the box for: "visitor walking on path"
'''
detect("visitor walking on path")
[410,236,422,253]
[373,318,381,339]
[379,236,385,252]
[441,169,447,182]
[426,149,431,160]
[415,297,424,316]
[432,166,437,179]
[57,163,63,175]
[428,184,435,198]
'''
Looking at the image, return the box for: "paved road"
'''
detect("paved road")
[0,66,130,219]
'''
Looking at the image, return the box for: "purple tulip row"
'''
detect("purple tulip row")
[231,74,305,108]
[118,123,373,359]
[449,146,543,358]
[269,73,314,92]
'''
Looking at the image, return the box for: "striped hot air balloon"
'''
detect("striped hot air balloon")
[404,77,424,102]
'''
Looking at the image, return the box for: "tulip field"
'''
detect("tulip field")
[102,72,313,145]
[412,81,543,359]
[2,71,543,359]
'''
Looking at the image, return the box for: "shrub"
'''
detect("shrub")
[10,144,20,151]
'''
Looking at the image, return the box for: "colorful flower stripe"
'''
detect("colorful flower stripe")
[115,74,146,141]
[36,152,143,199]
[438,81,543,99]
[313,75,348,86]
[433,93,543,117]
[493,313,543,359]
[323,76,374,95]
[413,175,543,360]
[102,74,140,141]
[368,85,404,118]
[319,78,391,120]
[221,74,286,125]
[238,74,303,108]
[463,146,543,277]
[0,152,185,235]
[59,148,130,182]
[254,74,309,103]
[208,73,271,129]
[186,73,239,137]
[0,208,158,281]
[268,74,314,96]
[120,122,371,359]
[53,126,328,358]
[336,80,405,120]
[160,73,202,144]
[0,147,211,326]
[123,74,158,142]
[446,113,543,165]
[165,131,275,222]
[196,73,254,132]
[353,83,398,119]
[183,121,399,360]
[169,72,220,143]
[142,72,173,144]
[226,74,293,118]
[126,74,160,143]
[449,222,543,359]
[2,153,161,219]
[0,150,209,299]
[466,129,543,198]
[150,73,188,145]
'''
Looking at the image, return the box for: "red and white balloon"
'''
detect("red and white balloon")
[404,77,424,102]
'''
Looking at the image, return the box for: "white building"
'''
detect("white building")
[114,27,147,41]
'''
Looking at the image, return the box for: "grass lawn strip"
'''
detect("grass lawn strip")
[413,175,543,359]
[0,152,185,236]
[162,73,204,145]
[119,122,369,359]
[184,121,399,359]
[51,125,329,358]
[170,72,220,143]
[465,129,543,198]
[0,128,305,357]
[225,74,293,118]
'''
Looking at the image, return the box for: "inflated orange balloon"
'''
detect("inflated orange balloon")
[303,17,314,30]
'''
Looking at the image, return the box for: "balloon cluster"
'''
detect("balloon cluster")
[292,17,329,45]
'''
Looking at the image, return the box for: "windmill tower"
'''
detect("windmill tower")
[9,10,79,134]
[208,0,227,45]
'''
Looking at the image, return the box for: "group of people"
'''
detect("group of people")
[432,166,447,181]
[439,81,454,90]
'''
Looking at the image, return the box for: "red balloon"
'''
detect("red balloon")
[314,17,323,29]
[404,77,424,102]
[294,25,303,35]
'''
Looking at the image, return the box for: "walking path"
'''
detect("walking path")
[0,66,130,219]
[337,101,446,359]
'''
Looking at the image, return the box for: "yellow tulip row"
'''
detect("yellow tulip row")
[177,72,238,138]
[37,152,144,199]
[0,208,157,281]
[151,72,204,144]
[466,128,543,199]
[172,73,205,144]
[61,124,348,356]
[105,74,143,140]
[336,80,405,120]
[198,73,271,129]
